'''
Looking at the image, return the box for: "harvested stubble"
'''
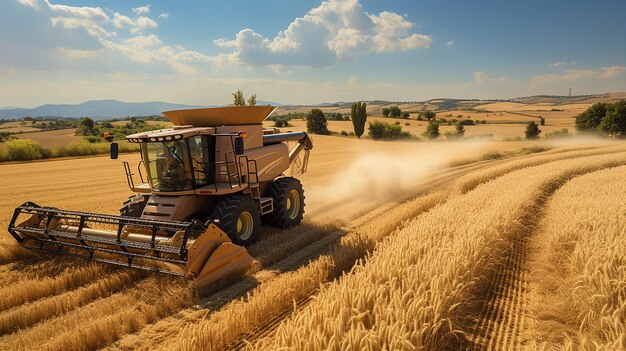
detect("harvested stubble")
[0,263,109,311]
[0,276,194,351]
[251,150,626,350]
[0,270,142,335]
[526,165,626,350]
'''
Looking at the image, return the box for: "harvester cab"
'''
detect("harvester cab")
[8,106,313,291]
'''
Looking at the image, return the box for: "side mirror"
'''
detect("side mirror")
[234,137,245,155]
[110,142,119,159]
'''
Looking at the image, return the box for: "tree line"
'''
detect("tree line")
[575,100,626,137]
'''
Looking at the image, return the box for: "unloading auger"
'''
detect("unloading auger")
[7,106,313,290]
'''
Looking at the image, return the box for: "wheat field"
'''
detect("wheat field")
[0,135,624,350]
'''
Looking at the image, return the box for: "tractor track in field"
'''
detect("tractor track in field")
[227,289,317,350]
[466,162,626,351]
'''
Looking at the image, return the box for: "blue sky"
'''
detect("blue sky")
[1,0,625,107]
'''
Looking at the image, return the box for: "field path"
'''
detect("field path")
[466,163,623,351]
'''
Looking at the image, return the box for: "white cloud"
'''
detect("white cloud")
[132,5,150,15]
[112,13,135,28]
[473,71,508,85]
[51,17,114,38]
[136,16,157,29]
[549,60,576,68]
[56,48,97,59]
[158,13,169,19]
[531,66,626,89]
[13,0,208,74]
[18,0,40,10]
[46,1,109,21]
[446,40,454,48]
[215,0,432,67]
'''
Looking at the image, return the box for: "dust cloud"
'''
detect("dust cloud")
[305,140,491,221]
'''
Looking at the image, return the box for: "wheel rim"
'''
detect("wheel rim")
[286,189,301,220]
[236,211,254,241]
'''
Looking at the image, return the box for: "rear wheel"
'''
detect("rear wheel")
[119,194,149,217]
[264,177,305,228]
[211,195,260,246]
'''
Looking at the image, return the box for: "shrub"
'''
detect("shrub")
[525,122,541,139]
[56,141,139,158]
[401,112,410,118]
[521,145,550,154]
[455,123,465,138]
[419,111,436,120]
[340,131,348,136]
[460,119,475,125]
[84,136,104,143]
[368,121,411,140]
[545,128,570,139]
[389,106,402,118]
[0,139,49,161]
[480,151,503,160]
[274,119,288,128]
[423,120,440,140]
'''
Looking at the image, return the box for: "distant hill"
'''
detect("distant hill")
[0,100,208,120]
[0,99,284,120]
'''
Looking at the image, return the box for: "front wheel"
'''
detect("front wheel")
[264,177,305,229]
[211,195,261,246]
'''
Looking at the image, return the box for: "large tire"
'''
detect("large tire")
[119,194,149,217]
[211,195,261,246]
[264,177,305,229]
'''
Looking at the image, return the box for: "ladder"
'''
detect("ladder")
[246,159,273,215]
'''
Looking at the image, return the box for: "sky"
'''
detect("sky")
[1,0,625,108]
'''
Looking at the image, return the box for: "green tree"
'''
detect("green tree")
[598,100,626,137]
[575,102,607,131]
[424,120,440,139]
[247,94,257,106]
[232,89,246,106]
[389,106,401,118]
[455,123,465,137]
[539,117,545,126]
[80,117,95,130]
[420,111,436,120]
[351,102,367,138]
[306,109,330,135]
[401,112,410,118]
[525,121,541,139]
[382,107,391,117]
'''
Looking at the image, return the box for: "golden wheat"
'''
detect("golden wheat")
[525,165,626,350]
[251,151,626,350]
[0,138,623,350]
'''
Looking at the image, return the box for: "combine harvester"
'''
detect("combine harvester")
[8,106,313,290]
